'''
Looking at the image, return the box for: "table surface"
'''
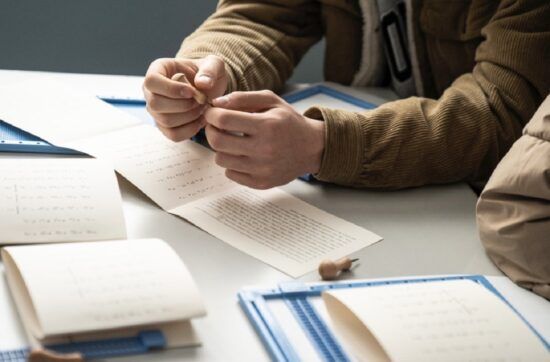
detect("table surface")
[0,70,502,361]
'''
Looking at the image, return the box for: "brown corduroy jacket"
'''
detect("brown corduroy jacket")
[477,95,550,300]
[177,0,550,189]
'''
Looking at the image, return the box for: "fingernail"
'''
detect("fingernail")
[213,96,229,107]
[197,74,212,86]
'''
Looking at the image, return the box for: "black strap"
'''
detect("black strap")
[376,0,416,97]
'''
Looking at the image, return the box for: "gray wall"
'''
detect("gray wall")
[0,0,324,83]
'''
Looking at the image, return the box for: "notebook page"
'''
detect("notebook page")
[0,265,28,350]
[0,158,126,244]
[2,239,205,337]
[323,279,548,361]
[173,187,382,277]
[0,79,142,144]
[65,124,238,210]
[487,276,550,344]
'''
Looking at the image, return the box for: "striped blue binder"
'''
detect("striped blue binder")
[238,275,549,362]
[0,330,165,362]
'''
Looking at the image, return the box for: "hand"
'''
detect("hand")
[204,90,325,189]
[143,56,228,141]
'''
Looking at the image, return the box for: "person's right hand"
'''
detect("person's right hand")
[143,56,228,142]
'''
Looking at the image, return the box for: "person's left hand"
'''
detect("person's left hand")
[204,90,325,189]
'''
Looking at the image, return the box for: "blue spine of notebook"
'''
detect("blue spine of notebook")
[239,275,549,362]
[0,330,165,362]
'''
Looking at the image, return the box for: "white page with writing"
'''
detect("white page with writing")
[323,279,548,361]
[71,124,380,276]
[173,187,382,277]
[66,124,238,210]
[2,239,205,338]
[0,158,126,244]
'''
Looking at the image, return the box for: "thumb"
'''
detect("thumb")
[195,55,225,90]
[212,90,280,112]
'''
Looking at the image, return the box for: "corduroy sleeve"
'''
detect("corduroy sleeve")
[176,0,322,93]
[307,0,550,188]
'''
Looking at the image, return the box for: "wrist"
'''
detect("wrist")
[304,117,325,174]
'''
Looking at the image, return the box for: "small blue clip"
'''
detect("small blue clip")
[139,330,166,349]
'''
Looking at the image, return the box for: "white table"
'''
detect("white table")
[0,71,502,361]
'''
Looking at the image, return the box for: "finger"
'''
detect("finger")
[147,57,197,78]
[225,169,271,190]
[171,73,209,105]
[195,55,226,91]
[153,105,206,128]
[225,169,255,187]
[144,72,195,99]
[214,152,254,173]
[212,90,280,112]
[203,107,261,134]
[145,90,199,113]
[158,117,204,142]
[205,124,254,155]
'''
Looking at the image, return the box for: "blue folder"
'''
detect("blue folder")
[238,275,549,362]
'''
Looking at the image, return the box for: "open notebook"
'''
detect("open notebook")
[239,275,549,361]
[322,279,548,361]
[0,157,126,244]
[1,238,205,350]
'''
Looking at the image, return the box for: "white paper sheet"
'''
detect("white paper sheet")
[67,124,238,210]
[323,279,548,361]
[0,158,126,244]
[174,187,381,277]
[2,239,205,337]
[0,70,146,101]
[0,79,141,143]
[0,266,28,351]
